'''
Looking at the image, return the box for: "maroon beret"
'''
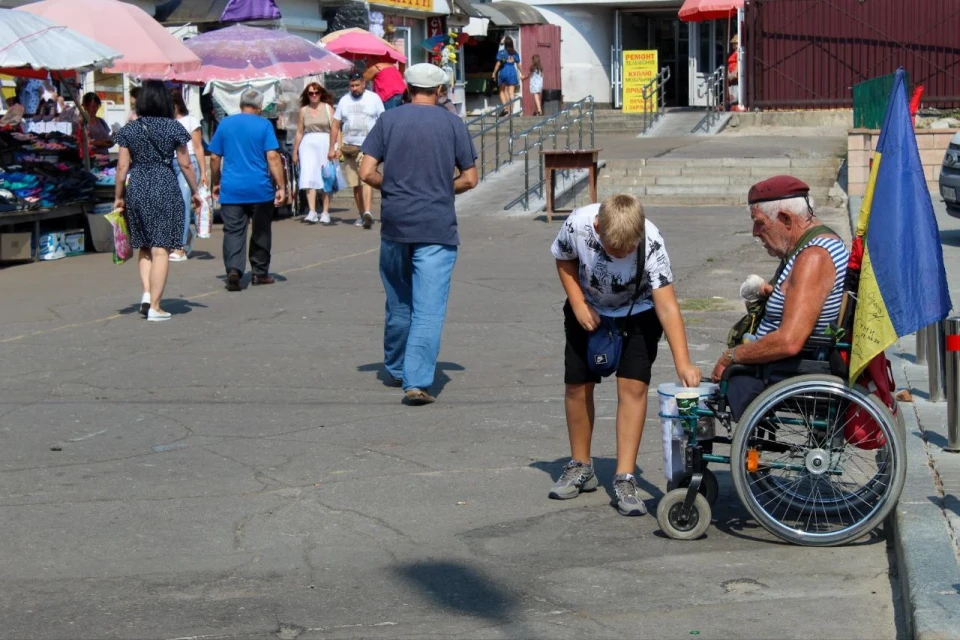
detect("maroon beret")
[747,175,811,204]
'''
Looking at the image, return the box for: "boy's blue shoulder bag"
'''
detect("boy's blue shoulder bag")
[586,237,645,377]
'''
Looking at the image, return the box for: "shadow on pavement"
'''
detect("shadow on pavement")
[116,299,208,316]
[357,361,465,395]
[394,560,515,624]
[529,456,665,503]
[924,429,948,449]
[927,495,960,518]
[164,299,208,315]
[213,273,288,290]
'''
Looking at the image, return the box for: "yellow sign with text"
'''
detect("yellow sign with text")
[369,0,435,12]
[622,50,659,113]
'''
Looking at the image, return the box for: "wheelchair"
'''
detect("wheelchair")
[656,334,907,546]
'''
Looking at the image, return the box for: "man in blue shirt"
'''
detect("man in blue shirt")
[359,63,479,405]
[208,89,285,291]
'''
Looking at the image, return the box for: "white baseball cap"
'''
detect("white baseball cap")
[404,63,448,88]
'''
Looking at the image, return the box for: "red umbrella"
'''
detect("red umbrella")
[319,28,406,65]
[679,0,742,22]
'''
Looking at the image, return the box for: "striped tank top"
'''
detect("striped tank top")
[755,235,849,338]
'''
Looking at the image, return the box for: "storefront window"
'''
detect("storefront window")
[93,71,125,106]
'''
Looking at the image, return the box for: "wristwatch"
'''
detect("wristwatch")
[724,347,737,364]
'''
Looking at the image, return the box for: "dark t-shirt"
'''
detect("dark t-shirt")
[361,103,477,246]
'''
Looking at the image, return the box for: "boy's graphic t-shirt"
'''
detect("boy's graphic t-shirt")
[551,202,673,317]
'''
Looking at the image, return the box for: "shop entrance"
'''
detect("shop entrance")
[688,20,730,107]
[462,27,519,113]
[612,11,691,109]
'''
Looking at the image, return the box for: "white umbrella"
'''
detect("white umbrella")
[0,8,122,75]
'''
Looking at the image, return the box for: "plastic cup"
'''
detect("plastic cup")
[675,391,700,417]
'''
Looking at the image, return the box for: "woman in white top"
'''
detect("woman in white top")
[293,82,336,225]
[170,90,207,261]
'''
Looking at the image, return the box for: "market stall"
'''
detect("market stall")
[149,25,352,220]
[0,8,122,262]
[1,0,204,264]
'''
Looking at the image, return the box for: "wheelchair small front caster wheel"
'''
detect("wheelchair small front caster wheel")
[657,489,711,540]
[677,468,719,507]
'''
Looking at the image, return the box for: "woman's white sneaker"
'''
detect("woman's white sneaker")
[319,211,331,225]
[304,211,319,224]
[147,309,171,322]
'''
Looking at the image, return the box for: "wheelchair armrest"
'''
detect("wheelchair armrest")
[721,363,759,382]
[800,333,836,355]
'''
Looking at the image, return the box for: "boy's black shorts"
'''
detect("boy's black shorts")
[563,300,663,385]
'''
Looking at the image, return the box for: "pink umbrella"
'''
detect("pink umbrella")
[161,25,352,83]
[17,0,201,76]
[679,0,742,22]
[320,28,407,65]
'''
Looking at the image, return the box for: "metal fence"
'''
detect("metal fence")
[852,72,909,129]
[693,66,726,133]
[746,0,960,109]
[640,67,671,135]
[465,96,523,182]
[504,96,596,211]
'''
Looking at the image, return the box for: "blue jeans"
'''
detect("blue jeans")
[175,156,201,247]
[379,240,458,391]
[383,93,404,110]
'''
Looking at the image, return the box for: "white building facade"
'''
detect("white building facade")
[496,0,733,109]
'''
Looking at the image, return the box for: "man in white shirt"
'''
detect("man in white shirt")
[329,71,385,229]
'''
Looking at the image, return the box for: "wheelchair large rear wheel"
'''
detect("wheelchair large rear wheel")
[731,375,905,546]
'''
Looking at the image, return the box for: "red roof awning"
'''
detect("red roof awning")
[679,0,742,23]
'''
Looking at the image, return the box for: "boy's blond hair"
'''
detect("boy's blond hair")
[596,194,645,253]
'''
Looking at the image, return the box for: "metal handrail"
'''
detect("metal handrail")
[693,66,726,133]
[640,66,671,134]
[504,96,596,211]
[466,95,523,181]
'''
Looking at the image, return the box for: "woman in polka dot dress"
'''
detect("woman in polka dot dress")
[114,81,201,322]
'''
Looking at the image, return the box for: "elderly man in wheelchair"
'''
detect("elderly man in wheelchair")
[656,176,907,546]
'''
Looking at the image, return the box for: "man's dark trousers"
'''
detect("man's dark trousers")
[221,202,273,277]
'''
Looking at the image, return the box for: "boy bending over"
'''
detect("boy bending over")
[550,194,701,515]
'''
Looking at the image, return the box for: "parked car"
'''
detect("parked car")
[940,131,960,218]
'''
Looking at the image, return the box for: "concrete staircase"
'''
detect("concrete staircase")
[468,109,652,137]
[599,156,846,206]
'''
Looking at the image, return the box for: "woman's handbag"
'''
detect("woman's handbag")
[586,238,645,377]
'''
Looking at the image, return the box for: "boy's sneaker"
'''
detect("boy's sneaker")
[612,473,647,516]
[548,459,598,499]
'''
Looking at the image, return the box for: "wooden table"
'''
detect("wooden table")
[541,149,602,221]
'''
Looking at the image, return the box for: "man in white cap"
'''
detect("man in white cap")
[359,63,479,406]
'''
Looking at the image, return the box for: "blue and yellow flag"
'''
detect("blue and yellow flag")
[850,68,952,383]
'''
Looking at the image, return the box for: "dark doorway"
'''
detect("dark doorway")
[619,12,691,108]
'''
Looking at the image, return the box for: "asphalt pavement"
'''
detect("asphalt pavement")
[0,183,903,638]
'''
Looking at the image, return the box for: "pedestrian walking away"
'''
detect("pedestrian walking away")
[528,55,544,116]
[207,89,286,292]
[364,58,407,111]
[293,82,336,225]
[170,89,207,262]
[113,80,201,322]
[549,194,701,515]
[329,71,384,229]
[358,63,479,405]
[492,36,523,117]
